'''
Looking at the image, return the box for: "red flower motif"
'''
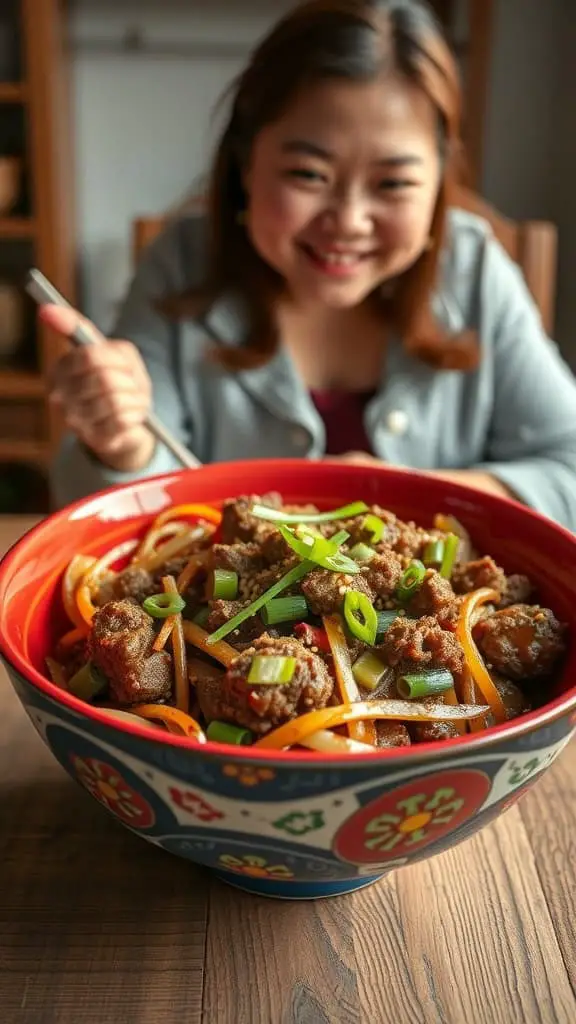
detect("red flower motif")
[334,769,491,865]
[169,787,224,822]
[71,755,155,829]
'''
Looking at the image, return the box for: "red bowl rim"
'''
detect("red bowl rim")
[0,460,575,767]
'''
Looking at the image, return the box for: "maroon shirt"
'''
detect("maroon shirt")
[310,389,376,456]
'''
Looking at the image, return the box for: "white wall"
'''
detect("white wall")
[70,0,575,365]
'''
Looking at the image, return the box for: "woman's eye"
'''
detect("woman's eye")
[379,178,415,192]
[285,168,325,183]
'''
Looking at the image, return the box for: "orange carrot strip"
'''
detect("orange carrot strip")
[132,521,189,563]
[182,620,237,667]
[176,552,210,594]
[58,625,89,649]
[131,704,206,742]
[62,555,97,627]
[255,698,490,750]
[130,531,201,573]
[152,504,222,528]
[456,588,507,725]
[323,614,378,746]
[442,686,466,736]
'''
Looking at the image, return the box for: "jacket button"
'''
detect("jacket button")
[386,410,409,436]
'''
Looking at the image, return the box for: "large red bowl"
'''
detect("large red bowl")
[0,460,574,899]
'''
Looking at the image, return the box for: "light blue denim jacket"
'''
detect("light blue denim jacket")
[51,208,576,530]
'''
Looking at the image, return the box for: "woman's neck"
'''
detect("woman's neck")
[276,298,388,392]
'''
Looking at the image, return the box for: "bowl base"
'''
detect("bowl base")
[212,870,384,900]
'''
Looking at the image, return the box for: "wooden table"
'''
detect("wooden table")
[1,516,575,1024]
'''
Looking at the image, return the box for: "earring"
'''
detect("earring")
[236,209,247,226]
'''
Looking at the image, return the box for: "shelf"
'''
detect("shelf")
[0,370,45,398]
[0,438,50,463]
[0,217,35,239]
[0,82,27,103]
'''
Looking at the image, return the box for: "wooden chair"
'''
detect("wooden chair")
[132,189,558,334]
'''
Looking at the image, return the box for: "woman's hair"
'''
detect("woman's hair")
[166,0,478,372]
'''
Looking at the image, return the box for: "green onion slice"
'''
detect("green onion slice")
[349,542,375,563]
[261,596,308,626]
[67,662,108,701]
[206,720,253,745]
[206,560,313,644]
[375,609,403,641]
[210,568,239,600]
[363,513,385,543]
[250,500,369,524]
[423,539,445,567]
[278,524,360,575]
[247,655,297,685]
[142,592,186,618]
[396,560,426,603]
[397,668,454,700]
[352,651,389,691]
[343,590,378,646]
[440,533,460,579]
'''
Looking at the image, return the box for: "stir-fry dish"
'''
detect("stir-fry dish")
[46,494,568,754]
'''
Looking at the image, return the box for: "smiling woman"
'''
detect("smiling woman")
[44,0,576,532]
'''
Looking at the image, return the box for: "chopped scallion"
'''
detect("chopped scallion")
[440,533,460,579]
[423,539,445,567]
[343,590,378,646]
[363,513,385,543]
[247,654,297,685]
[279,524,360,575]
[375,609,402,640]
[143,592,186,618]
[67,662,108,701]
[349,542,375,563]
[397,668,454,700]
[210,568,239,600]
[352,651,389,691]
[250,500,369,524]
[396,560,426,603]
[192,605,210,627]
[206,720,253,745]
[206,560,313,644]
[261,595,308,626]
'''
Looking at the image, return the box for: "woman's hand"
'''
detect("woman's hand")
[42,305,155,472]
[323,452,516,499]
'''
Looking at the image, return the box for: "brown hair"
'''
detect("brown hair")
[166,0,478,372]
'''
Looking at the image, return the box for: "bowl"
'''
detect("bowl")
[0,460,574,900]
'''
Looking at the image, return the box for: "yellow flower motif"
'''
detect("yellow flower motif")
[219,854,294,879]
[222,764,275,787]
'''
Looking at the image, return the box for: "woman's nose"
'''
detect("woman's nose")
[323,192,374,238]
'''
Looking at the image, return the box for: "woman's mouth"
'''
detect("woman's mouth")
[299,243,375,278]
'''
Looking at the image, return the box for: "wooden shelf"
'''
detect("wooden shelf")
[0,82,27,103]
[0,438,50,463]
[0,217,36,239]
[0,370,45,398]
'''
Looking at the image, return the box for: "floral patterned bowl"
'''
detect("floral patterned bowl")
[0,460,574,900]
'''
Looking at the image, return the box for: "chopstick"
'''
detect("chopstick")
[25,268,202,470]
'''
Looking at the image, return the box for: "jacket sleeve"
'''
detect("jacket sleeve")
[473,237,576,530]
[49,216,204,509]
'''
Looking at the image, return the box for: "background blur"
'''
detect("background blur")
[0,0,574,513]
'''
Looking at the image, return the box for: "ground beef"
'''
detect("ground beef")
[409,718,461,743]
[363,551,403,599]
[220,493,283,544]
[500,574,534,608]
[57,636,90,683]
[474,604,567,681]
[88,599,173,705]
[95,566,156,606]
[196,634,334,734]
[452,556,507,598]
[375,722,412,748]
[493,673,531,721]
[378,616,464,675]
[406,570,460,625]
[301,568,374,617]
[210,542,266,578]
[205,599,267,646]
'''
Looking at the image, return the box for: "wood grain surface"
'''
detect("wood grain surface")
[0,516,574,1024]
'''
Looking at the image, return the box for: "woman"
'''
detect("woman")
[45,0,576,529]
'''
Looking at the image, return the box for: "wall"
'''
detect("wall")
[70,0,575,364]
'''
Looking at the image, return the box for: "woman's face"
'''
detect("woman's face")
[244,73,442,308]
